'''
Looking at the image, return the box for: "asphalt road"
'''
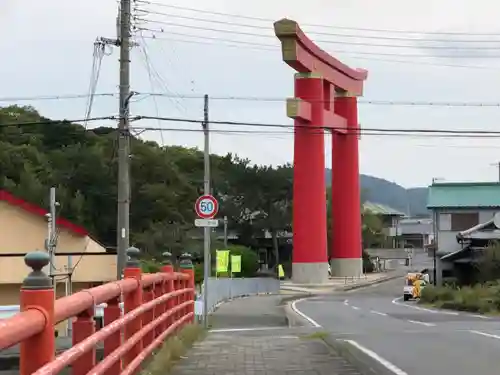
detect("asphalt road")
[294,252,500,375]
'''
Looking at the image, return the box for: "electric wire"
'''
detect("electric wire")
[83,40,111,129]
[139,34,500,70]
[133,0,500,37]
[4,91,500,107]
[135,17,500,58]
[4,115,500,139]
[133,8,500,44]
[136,33,165,145]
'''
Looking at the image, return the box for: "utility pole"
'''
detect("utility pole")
[116,0,132,280]
[202,94,210,328]
[48,187,57,279]
[223,216,228,248]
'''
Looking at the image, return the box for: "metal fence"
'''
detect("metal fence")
[194,277,280,316]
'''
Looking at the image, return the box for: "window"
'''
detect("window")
[450,212,479,231]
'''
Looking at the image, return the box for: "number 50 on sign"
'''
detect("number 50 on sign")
[195,194,219,219]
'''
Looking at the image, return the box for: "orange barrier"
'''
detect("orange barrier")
[0,248,195,375]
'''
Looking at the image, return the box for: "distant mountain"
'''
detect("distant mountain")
[325,170,429,217]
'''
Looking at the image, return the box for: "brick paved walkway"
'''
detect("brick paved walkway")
[170,330,362,375]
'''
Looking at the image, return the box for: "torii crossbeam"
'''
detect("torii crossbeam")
[274,19,368,284]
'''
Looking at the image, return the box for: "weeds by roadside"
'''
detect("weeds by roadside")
[420,281,500,314]
[141,323,206,375]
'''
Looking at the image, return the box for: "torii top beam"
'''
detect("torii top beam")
[274,19,368,96]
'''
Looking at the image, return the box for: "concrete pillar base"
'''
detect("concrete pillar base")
[330,258,362,277]
[292,262,329,284]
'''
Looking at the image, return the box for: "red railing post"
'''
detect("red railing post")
[104,297,122,375]
[161,255,174,332]
[142,283,154,347]
[20,252,55,375]
[179,253,195,323]
[72,308,96,375]
[123,247,143,369]
[157,251,173,336]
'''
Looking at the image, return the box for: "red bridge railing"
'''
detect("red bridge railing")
[0,247,196,375]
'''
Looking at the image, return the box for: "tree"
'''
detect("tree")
[475,242,500,284]
[0,105,297,261]
[326,188,386,252]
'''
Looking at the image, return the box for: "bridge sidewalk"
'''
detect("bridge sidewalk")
[170,294,362,375]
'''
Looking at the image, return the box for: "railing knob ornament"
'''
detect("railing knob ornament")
[126,247,141,267]
[162,251,172,265]
[179,252,193,269]
[22,251,52,290]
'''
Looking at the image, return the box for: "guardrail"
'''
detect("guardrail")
[0,248,195,375]
[195,277,280,315]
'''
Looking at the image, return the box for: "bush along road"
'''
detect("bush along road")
[419,281,500,315]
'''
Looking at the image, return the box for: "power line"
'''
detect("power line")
[0,116,117,128]
[5,114,500,138]
[141,93,500,107]
[136,17,500,56]
[7,91,500,107]
[134,0,500,37]
[0,93,116,102]
[130,125,500,139]
[135,115,500,137]
[141,35,500,70]
[135,8,500,45]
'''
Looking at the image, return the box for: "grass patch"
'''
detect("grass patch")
[301,331,329,340]
[142,323,206,375]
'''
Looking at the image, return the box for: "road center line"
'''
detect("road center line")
[371,310,388,316]
[351,306,360,310]
[407,319,436,327]
[470,330,500,340]
[344,340,409,375]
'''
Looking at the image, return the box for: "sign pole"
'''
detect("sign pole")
[202,94,210,328]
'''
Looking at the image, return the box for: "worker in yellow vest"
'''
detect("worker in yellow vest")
[413,277,422,299]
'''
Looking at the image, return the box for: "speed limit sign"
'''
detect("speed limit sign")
[195,195,219,219]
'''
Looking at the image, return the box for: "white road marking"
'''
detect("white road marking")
[343,340,409,375]
[210,327,287,333]
[407,319,436,327]
[470,314,491,320]
[351,306,360,310]
[391,297,459,315]
[343,299,349,306]
[371,310,388,316]
[470,330,500,340]
[291,298,322,328]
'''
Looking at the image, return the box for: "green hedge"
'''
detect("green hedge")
[420,282,500,314]
[193,245,259,285]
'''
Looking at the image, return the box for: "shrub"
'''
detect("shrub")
[141,259,161,273]
[421,282,500,314]
[362,250,374,273]
[227,245,259,277]
[193,245,260,284]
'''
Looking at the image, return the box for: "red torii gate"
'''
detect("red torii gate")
[274,19,368,284]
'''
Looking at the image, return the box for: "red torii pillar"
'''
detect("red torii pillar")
[274,19,368,283]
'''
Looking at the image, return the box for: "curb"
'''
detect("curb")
[322,335,395,375]
[196,292,279,317]
[284,296,311,327]
[284,273,404,328]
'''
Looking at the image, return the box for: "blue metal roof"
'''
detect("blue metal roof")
[427,182,500,209]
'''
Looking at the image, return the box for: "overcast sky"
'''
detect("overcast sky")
[2,0,500,188]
